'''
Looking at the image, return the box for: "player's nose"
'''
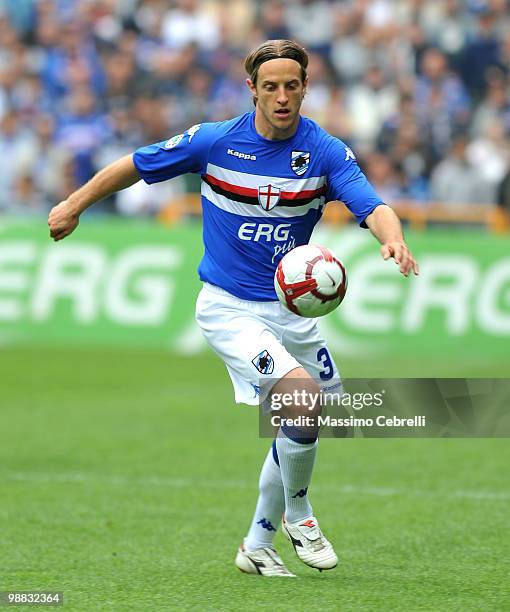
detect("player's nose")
[276,87,288,105]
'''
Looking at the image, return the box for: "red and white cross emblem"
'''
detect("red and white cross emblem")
[257,184,281,211]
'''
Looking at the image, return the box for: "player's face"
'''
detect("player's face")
[247,58,307,141]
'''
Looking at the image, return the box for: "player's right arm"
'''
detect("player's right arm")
[48,122,220,242]
[48,154,140,241]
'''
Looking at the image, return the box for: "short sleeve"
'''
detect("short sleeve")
[133,122,219,184]
[324,137,384,227]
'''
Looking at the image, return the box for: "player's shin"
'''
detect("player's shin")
[276,431,317,523]
[244,441,285,551]
[274,378,321,523]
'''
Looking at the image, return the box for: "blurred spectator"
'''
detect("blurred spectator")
[161,0,221,51]
[208,54,253,121]
[0,16,25,70]
[0,108,37,210]
[181,66,214,125]
[321,86,352,141]
[132,95,172,142]
[17,113,71,208]
[363,152,406,203]
[459,6,505,100]
[466,118,510,190]
[300,52,336,124]
[94,103,142,168]
[418,0,469,65]
[102,51,141,106]
[9,173,48,215]
[470,68,510,137]
[284,0,334,55]
[330,6,369,85]
[377,95,432,201]
[346,65,399,150]
[415,48,471,158]
[55,85,111,185]
[260,0,290,40]
[430,133,494,205]
[0,0,36,38]
[360,0,399,45]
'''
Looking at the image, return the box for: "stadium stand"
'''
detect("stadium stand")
[0,0,508,229]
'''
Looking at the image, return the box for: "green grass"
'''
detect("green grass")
[1,347,509,611]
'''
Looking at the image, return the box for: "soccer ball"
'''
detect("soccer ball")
[274,244,347,317]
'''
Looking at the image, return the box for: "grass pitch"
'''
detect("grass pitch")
[1,346,508,611]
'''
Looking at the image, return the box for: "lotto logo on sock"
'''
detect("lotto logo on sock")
[291,487,308,498]
[257,518,277,532]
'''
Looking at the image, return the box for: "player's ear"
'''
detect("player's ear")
[246,78,258,106]
[246,78,257,97]
[302,76,309,100]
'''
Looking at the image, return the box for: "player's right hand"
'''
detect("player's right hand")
[48,200,80,241]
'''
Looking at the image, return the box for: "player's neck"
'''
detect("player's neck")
[254,110,299,141]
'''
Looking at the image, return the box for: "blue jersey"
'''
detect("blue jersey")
[133,112,383,301]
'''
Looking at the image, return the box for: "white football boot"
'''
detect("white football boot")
[235,544,296,577]
[282,515,338,571]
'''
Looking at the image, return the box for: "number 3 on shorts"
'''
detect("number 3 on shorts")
[317,347,334,380]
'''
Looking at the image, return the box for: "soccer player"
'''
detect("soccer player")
[48,40,419,577]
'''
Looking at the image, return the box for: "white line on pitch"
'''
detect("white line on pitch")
[2,471,510,501]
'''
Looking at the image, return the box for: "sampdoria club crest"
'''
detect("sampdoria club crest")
[251,350,274,375]
[291,151,310,175]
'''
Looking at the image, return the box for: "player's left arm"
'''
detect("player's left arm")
[323,136,418,277]
[364,204,419,277]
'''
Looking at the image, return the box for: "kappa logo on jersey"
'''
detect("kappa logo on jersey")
[187,124,201,142]
[344,146,356,161]
[227,148,257,161]
[258,185,281,211]
[164,134,184,149]
[291,151,310,176]
[252,350,274,375]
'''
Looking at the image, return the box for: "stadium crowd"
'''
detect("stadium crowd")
[1,0,510,216]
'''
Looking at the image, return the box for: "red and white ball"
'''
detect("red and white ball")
[274,244,347,317]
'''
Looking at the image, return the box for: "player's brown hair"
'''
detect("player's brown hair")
[244,40,308,104]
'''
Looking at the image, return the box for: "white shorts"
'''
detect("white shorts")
[195,282,341,405]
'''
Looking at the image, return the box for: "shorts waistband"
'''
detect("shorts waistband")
[202,282,280,305]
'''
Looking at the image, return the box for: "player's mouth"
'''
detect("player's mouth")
[274,108,291,119]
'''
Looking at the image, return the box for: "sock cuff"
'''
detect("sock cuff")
[280,423,318,444]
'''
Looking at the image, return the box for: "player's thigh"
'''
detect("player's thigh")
[282,319,341,390]
[195,288,301,404]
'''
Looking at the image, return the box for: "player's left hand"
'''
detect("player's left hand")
[381,241,419,277]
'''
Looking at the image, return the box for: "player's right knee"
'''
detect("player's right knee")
[270,369,322,441]
[272,368,321,418]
